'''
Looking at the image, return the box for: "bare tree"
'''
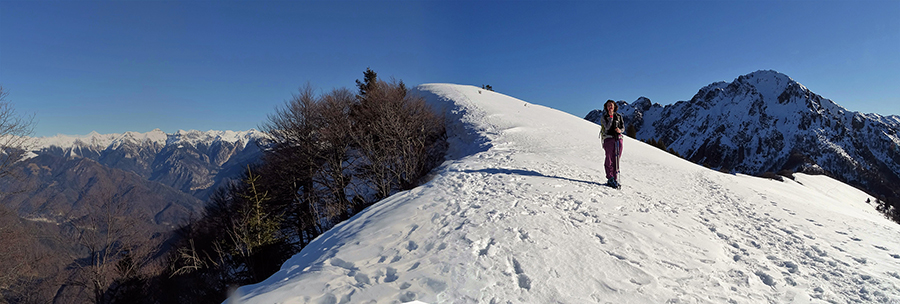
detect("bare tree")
[64,191,160,304]
[0,205,68,304]
[0,86,36,181]
[261,85,363,230]
[352,77,446,199]
[314,87,359,220]
[261,84,331,233]
[0,206,27,292]
[0,87,50,304]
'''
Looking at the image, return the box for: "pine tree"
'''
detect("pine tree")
[625,124,637,138]
[355,68,378,98]
[234,166,281,254]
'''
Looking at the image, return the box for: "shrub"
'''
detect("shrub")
[777,169,795,180]
[758,172,784,182]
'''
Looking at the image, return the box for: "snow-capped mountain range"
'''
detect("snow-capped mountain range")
[0,129,265,229]
[587,70,900,201]
[32,129,260,154]
[228,84,900,303]
[29,129,266,200]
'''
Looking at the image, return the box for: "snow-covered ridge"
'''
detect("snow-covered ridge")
[593,70,900,204]
[229,83,900,304]
[32,128,265,151]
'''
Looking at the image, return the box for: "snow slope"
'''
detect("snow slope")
[594,70,900,202]
[229,84,900,303]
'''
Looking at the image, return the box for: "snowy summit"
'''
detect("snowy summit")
[592,70,900,209]
[230,84,900,303]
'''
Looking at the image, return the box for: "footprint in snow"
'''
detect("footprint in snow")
[511,258,531,290]
[518,228,530,241]
[406,224,419,237]
[775,260,799,274]
[314,293,337,304]
[784,276,798,287]
[354,272,370,285]
[398,291,417,303]
[384,267,399,283]
[754,271,777,287]
[726,269,750,287]
[330,258,356,271]
[594,233,607,244]
[378,254,403,264]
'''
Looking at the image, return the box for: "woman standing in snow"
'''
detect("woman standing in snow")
[599,100,625,188]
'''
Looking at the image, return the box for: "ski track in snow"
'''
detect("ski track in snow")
[231,84,900,304]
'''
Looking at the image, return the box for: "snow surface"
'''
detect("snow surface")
[610,70,900,185]
[229,84,900,304]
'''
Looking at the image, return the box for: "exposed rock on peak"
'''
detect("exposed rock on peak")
[30,129,265,201]
[586,70,900,201]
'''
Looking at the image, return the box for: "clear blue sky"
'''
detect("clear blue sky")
[2,0,898,137]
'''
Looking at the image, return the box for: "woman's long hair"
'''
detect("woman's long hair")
[604,99,618,114]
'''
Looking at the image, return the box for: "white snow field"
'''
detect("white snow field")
[229,84,900,304]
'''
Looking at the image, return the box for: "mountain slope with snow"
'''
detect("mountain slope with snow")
[230,84,900,303]
[587,70,900,203]
[30,129,265,200]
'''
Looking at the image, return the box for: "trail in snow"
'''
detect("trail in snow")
[229,84,900,304]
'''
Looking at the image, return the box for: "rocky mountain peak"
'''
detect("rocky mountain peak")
[688,70,797,111]
[738,70,795,91]
[631,96,653,109]
[29,129,265,201]
[586,70,900,203]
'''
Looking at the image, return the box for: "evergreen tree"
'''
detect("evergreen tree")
[355,67,378,98]
[625,124,637,138]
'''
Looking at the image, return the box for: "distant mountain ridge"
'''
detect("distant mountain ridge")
[29,129,266,200]
[32,129,259,152]
[1,153,204,230]
[586,70,900,201]
[1,129,266,235]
